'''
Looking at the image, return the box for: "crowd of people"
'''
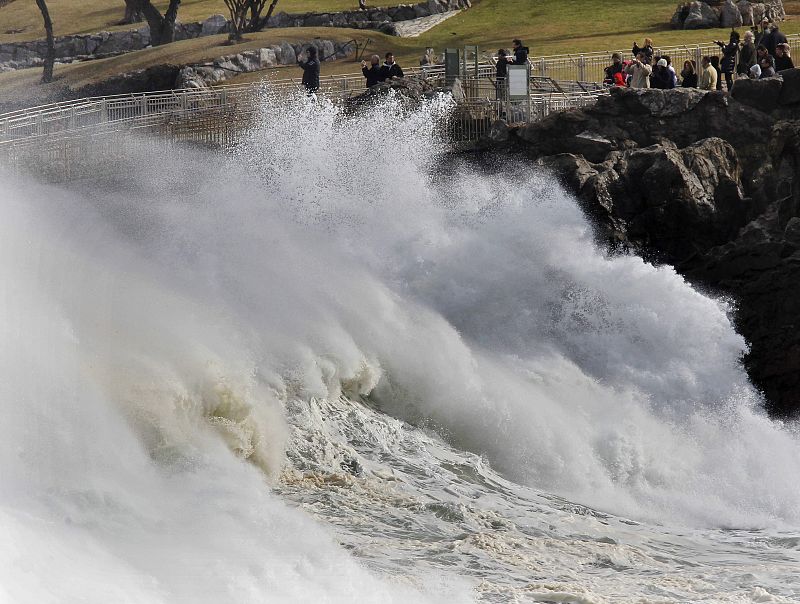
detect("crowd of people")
[295,47,407,92]
[604,20,794,92]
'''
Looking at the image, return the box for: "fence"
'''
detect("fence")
[525,33,800,83]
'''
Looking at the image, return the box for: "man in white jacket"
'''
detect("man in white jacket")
[626,52,653,88]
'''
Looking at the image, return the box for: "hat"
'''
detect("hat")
[657,58,668,67]
[750,63,762,77]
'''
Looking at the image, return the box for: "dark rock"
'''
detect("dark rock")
[778,68,800,106]
[732,76,783,112]
[721,0,744,26]
[684,1,720,28]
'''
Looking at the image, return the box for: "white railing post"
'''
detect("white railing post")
[101,99,108,123]
[578,55,586,82]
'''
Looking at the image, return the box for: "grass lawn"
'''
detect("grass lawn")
[0,0,358,43]
[3,0,800,107]
[3,0,800,50]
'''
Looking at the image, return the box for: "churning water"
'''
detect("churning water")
[1,93,799,603]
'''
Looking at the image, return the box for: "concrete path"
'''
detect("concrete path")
[394,10,461,37]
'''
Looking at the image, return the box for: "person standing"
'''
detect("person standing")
[511,39,529,65]
[297,46,320,93]
[379,52,404,80]
[632,38,654,64]
[699,55,718,90]
[681,60,698,87]
[714,31,739,91]
[650,58,674,89]
[771,23,788,53]
[709,55,723,90]
[738,30,757,77]
[361,54,382,87]
[604,52,624,85]
[626,52,652,88]
[774,43,794,71]
[760,55,777,78]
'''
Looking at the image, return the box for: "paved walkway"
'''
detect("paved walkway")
[394,10,461,37]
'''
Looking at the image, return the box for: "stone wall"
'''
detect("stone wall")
[175,39,356,88]
[671,0,785,29]
[0,0,469,72]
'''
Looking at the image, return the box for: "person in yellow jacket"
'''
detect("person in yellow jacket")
[626,52,653,88]
[699,56,718,91]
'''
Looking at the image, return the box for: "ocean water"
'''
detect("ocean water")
[1,93,799,603]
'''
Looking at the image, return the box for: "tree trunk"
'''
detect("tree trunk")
[122,0,144,24]
[161,0,181,44]
[139,0,180,46]
[249,0,280,32]
[34,0,55,83]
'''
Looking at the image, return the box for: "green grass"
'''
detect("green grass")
[3,0,800,108]
[4,0,800,51]
[0,0,357,43]
[0,27,398,106]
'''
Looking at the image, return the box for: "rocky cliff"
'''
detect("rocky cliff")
[477,75,800,417]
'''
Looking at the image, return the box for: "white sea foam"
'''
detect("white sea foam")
[0,92,798,601]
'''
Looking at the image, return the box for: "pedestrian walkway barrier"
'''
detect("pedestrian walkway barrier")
[7,31,790,179]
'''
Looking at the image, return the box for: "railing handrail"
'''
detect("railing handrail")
[518,32,800,62]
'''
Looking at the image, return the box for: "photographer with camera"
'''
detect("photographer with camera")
[361,54,382,87]
[626,52,652,88]
[632,38,654,65]
[714,31,740,91]
[297,46,320,93]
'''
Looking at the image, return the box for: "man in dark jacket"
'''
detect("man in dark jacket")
[361,54,382,87]
[379,53,404,80]
[511,39,529,65]
[771,24,788,53]
[297,46,320,93]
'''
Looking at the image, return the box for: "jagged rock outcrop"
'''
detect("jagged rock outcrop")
[475,75,800,416]
[671,0,784,29]
[683,1,721,28]
[174,40,353,89]
[540,138,747,260]
[342,75,446,112]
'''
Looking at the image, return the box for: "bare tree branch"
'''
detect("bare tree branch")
[222,0,280,39]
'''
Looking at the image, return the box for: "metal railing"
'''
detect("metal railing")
[525,33,800,83]
[0,61,607,145]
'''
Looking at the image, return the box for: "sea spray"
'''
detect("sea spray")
[0,92,799,601]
